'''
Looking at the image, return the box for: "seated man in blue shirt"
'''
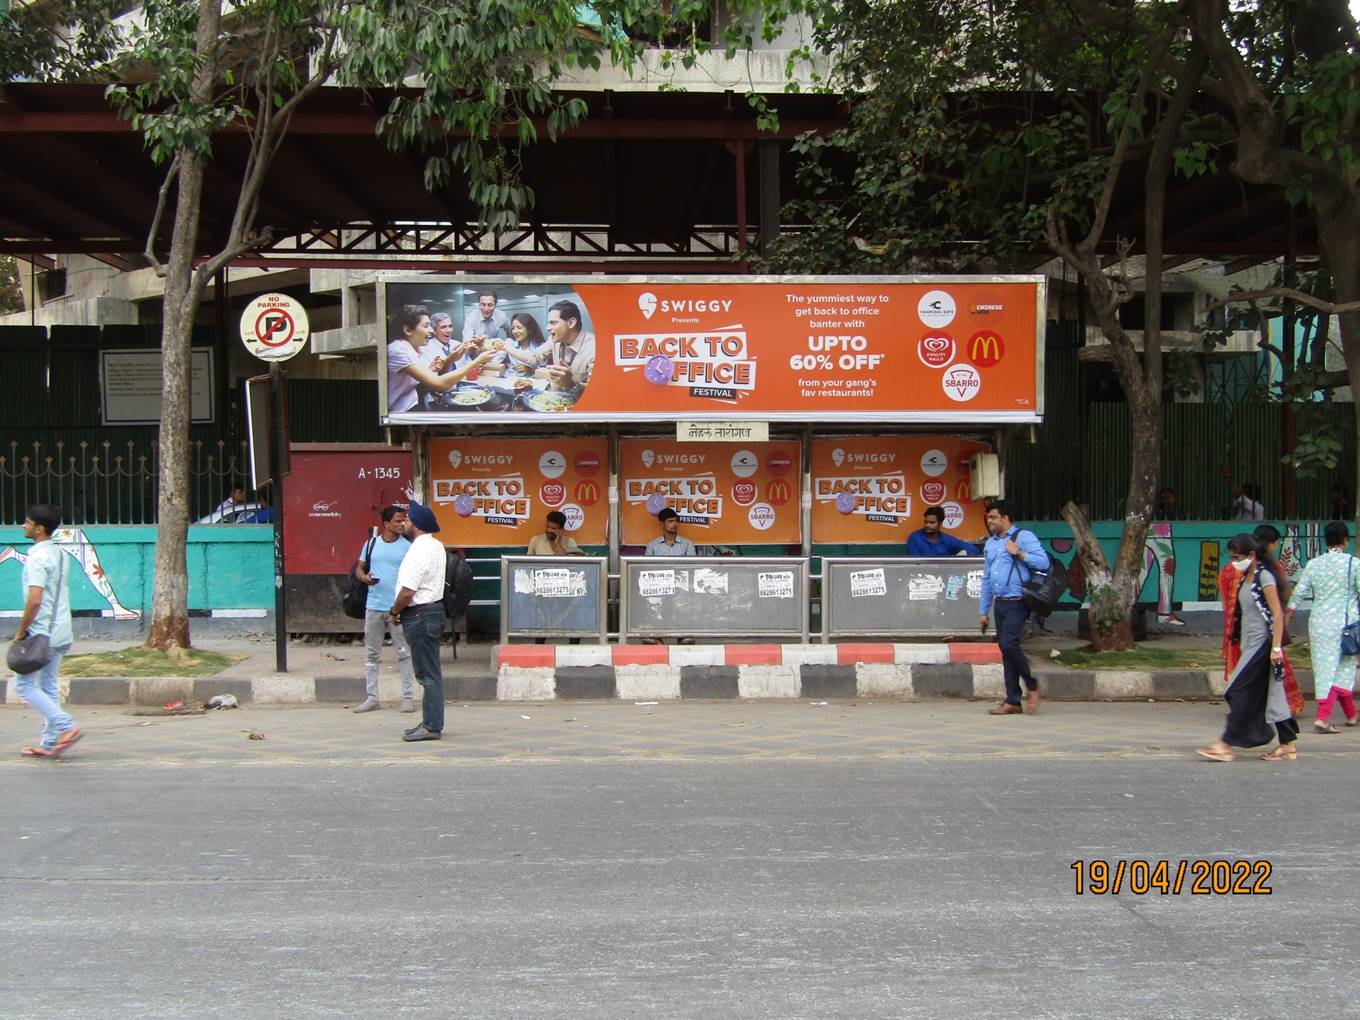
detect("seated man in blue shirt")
[906,506,980,557]
[978,499,1051,716]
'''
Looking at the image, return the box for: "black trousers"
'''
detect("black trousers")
[994,598,1036,704]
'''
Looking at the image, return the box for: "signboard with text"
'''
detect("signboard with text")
[620,439,802,545]
[380,276,1044,425]
[428,437,608,546]
[810,436,992,544]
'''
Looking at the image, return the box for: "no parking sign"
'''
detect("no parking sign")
[240,293,310,361]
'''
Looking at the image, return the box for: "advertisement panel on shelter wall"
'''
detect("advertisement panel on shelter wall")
[427,437,608,547]
[379,276,1044,425]
[620,439,802,546]
[810,436,992,544]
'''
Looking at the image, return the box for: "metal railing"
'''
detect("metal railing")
[0,439,257,526]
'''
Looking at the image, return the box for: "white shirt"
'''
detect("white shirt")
[1233,496,1265,521]
[395,533,446,606]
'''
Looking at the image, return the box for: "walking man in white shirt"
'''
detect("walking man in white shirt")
[12,503,83,759]
[390,503,447,742]
[352,504,418,714]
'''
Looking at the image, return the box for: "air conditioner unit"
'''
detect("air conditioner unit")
[970,453,1001,499]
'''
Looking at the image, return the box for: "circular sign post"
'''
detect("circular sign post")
[240,292,310,361]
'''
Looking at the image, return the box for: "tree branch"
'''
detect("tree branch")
[143,150,181,278]
[1205,287,1360,315]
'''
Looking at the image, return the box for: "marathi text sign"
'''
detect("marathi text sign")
[810,436,991,544]
[380,277,1043,424]
[428,437,607,546]
[620,439,801,545]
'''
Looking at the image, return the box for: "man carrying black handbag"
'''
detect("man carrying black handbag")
[10,504,83,759]
[978,499,1051,717]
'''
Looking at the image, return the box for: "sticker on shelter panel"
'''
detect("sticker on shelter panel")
[810,436,993,544]
[380,277,1043,424]
[619,439,802,545]
[427,437,608,546]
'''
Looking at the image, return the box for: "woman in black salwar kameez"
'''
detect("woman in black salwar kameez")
[1198,534,1300,762]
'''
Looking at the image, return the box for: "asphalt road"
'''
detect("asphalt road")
[2,701,1354,1019]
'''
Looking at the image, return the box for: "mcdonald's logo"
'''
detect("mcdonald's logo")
[956,481,973,503]
[575,480,600,507]
[968,331,1005,368]
[766,480,791,506]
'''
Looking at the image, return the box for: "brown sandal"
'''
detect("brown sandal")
[1196,745,1233,762]
[1347,715,1359,727]
[1314,722,1341,734]
[1261,744,1298,761]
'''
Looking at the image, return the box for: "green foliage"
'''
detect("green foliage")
[0,0,123,81]
[0,254,22,315]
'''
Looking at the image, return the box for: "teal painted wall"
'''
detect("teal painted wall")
[0,521,1342,619]
[0,526,273,616]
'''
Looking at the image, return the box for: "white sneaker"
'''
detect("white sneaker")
[353,698,381,713]
[1160,614,1186,627]
[399,697,416,713]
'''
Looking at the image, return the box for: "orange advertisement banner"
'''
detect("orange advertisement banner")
[620,439,801,546]
[427,437,607,547]
[810,436,991,544]
[381,277,1042,425]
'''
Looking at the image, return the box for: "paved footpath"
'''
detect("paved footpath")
[4,700,1358,1019]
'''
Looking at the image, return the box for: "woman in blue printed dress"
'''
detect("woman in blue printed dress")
[1285,520,1360,733]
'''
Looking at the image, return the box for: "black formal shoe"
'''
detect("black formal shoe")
[402,726,442,742]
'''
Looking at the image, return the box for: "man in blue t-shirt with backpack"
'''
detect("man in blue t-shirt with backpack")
[352,504,418,714]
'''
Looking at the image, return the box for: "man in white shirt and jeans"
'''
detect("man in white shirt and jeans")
[390,502,447,742]
[12,503,83,759]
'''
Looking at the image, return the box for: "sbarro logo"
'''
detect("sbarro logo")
[940,501,965,529]
[918,290,957,328]
[560,504,585,531]
[538,450,566,479]
[917,333,955,368]
[748,503,776,530]
[942,365,982,402]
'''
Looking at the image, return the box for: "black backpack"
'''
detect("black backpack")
[1013,532,1068,615]
[443,549,475,620]
[341,536,377,619]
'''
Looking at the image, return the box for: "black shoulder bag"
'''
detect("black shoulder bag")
[341,537,378,619]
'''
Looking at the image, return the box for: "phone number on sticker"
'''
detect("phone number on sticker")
[1071,859,1272,895]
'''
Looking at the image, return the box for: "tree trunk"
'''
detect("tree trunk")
[144,149,208,651]
[1061,499,1134,649]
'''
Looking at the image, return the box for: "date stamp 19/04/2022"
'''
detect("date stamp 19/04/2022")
[1071,859,1273,896]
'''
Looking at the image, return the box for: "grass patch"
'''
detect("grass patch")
[1055,647,1226,671]
[60,647,246,678]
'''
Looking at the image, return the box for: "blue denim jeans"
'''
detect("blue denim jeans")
[993,599,1036,705]
[400,602,445,732]
[13,643,74,748]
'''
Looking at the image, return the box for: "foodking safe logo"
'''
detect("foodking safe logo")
[917,333,955,369]
[942,365,982,402]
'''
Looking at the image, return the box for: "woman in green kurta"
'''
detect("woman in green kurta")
[1285,521,1360,733]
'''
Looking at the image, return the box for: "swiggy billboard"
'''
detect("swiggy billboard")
[427,437,608,546]
[380,277,1044,425]
[811,436,992,544]
[620,439,801,545]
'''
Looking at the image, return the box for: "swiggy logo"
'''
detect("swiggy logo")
[766,480,791,506]
[574,480,601,507]
[968,330,1005,368]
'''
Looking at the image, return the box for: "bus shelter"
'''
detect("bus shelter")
[379,274,1045,642]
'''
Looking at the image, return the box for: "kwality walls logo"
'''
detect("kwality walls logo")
[618,292,755,402]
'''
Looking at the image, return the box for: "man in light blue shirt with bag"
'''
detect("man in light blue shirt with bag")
[978,499,1050,716]
[11,503,83,758]
[351,505,418,714]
